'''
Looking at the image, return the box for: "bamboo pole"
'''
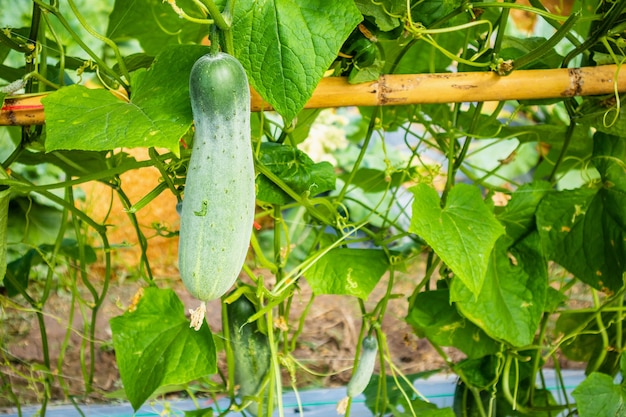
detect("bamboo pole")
[2,65,625,126]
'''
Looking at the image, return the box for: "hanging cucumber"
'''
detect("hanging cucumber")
[347,335,378,398]
[227,294,271,415]
[179,51,255,301]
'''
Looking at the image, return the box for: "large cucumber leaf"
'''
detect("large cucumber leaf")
[536,132,626,293]
[409,183,505,297]
[451,234,548,347]
[232,0,361,123]
[110,287,216,411]
[43,45,207,155]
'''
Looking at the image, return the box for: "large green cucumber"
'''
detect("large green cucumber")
[179,52,255,301]
[227,294,271,415]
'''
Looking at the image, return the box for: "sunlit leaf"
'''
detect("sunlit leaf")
[409,183,505,296]
[305,248,388,299]
[232,0,361,122]
[572,372,626,417]
[43,45,207,155]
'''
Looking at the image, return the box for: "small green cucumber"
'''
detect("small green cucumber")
[346,335,378,398]
[178,52,255,301]
[227,294,271,415]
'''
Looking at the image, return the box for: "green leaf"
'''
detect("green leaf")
[580,101,626,138]
[354,0,405,32]
[43,45,208,155]
[571,372,626,417]
[232,0,361,123]
[107,0,209,55]
[451,234,548,347]
[453,355,500,389]
[497,181,551,241]
[593,131,626,192]
[555,310,602,363]
[409,183,505,296]
[406,289,500,359]
[348,58,385,84]
[537,135,626,293]
[256,142,336,204]
[7,196,64,250]
[538,188,610,291]
[305,248,388,299]
[109,287,217,410]
[4,251,34,297]
[411,0,463,27]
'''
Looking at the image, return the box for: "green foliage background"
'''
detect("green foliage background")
[1,0,626,416]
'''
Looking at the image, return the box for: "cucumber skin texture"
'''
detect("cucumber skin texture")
[227,295,271,415]
[179,52,255,301]
[347,335,378,398]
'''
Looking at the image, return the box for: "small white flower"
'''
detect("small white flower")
[189,302,206,331]
[336,396,349,415]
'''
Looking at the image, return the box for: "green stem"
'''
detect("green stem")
[221,299,236,400]
[587,291,609,374]
[32,0,127,88]
[273,205,284,282]
[0,157,154,193]
[41,7,66,86]
[266,306,284,417]
[547,113,576,183]
[561,0,626,67]
[514,11,581,70]
[8,172,107,234]
[68,190,99,303]
[25,2,42,94]
[527,0,581,48]
[2,274,52,415]
[66,0,131,84]
[289,293,315,352]
[477,2,571,22]
[501,354,530,414]
[110,184,155,282]
[202,0,230,31]
[336,107,378,203]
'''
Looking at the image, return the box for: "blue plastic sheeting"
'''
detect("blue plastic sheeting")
[1,370,586,417]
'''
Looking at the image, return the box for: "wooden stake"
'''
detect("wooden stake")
[2,65,624,126]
